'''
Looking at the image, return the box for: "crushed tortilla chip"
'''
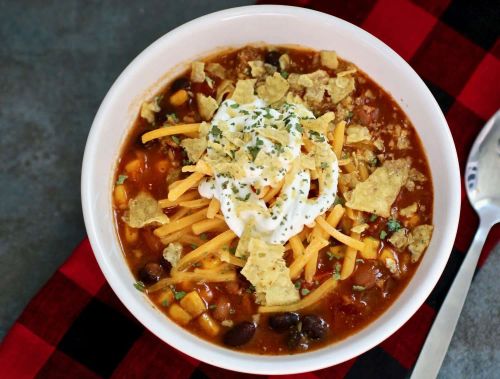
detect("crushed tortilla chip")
[206,62,226,79]
[180,137,207,163]
[231,79,257,104]
[140,98,161,124]
[123,192,169,228]
[301,70,329,104]
[235,220,256,259]
[400,203,418,217]
[302,112,335,134]
[388,228,409,250]
[346,159,410,217]
[346,125,371,144]
[279,54,290,71]
[163,242,182,268]
[320,50,338,69]
[196,93,218,121]
[215,80,235,104]
[257,127,289,146]
[190,61,206,83]
[257,72,289,103]
[327,75,355,103]
[351,223,369,234]
[408,224,433,262]
[248,60,266,78]
[241,238,300,306]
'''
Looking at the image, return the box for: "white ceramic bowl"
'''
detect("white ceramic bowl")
[81,5,460,375]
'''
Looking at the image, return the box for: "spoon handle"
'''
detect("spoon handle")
[410,218,494,379]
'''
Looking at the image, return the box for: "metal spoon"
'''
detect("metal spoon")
[411,110,500,379]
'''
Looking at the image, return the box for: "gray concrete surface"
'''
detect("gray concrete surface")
[0,1,498,378]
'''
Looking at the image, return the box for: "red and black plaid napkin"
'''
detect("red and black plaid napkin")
[1,1,499,378]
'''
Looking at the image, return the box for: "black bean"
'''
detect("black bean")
[139,262,163,284]
[301,315,328,340]
[265,51,281,68]
[170,77,191,93]
[159,256,172,272]
[285,328,308,350]
[268,312,300,332]
[223,322,256,347]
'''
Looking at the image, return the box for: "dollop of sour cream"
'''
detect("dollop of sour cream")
[198,99,339,244]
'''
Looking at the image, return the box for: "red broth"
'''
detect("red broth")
[113,46,433,354]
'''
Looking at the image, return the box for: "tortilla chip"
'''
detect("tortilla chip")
[241,238,299,306]
[257,72,289,103]
[302,112,335,134]
[196,93,218,121]
[180,137,207,163]
[279,54,290,71]
[300,70,329,104]
[140,98,161,124]
[346,159,410,217]
[327,75,355,103]
[400,203,418,217]
[231,79,257,104]
[346,125,371,144]
[408,225,433,262]
[215,80,235,104]
[257,127,289,146]
[388,228,409,250]
[163,242,182,268]
[206,62,226,79]
[190,61,205,83]
[248,60,266,78]
[123,192,169,228]
[320,50,338,69]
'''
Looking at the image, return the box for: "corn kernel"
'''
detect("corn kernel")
[125,159,141,174]
[124,224,138,243]
[114,185,128,209]
[170,89,189,107]
[168,303,192,325]
[155,160,169,174]
[198,313,220,337]
[201,254,221,270]
[360,237,379,259]
[156,288,174,307]
[179,291,207,318]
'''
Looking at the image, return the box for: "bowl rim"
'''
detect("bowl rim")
[81,5,461,374]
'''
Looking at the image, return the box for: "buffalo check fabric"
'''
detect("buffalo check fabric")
[1,1,499,378]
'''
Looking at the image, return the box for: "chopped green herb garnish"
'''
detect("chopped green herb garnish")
[333,196,346,206]
[246,285,256,293]
[210,125,222,138]
[200,233,208,240]
[173,289,186,300]
[387,219,402,232]
[171,135,180,145]
[280,71,289,79]
[228,247,237,255]
[116,174,128,185]
[294,280,302,289]
[247,145,261,161]
[161,299,169,307]
[133,281,146,292]
[301,288,310,296]
[320,162,328,169]
[230,103,240,109]
[190,244,198,250]
[380,230,388,240]
[333,262,341,280]
[369,214,378,222]
[352,285,366,292]
[166,113,178,123]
